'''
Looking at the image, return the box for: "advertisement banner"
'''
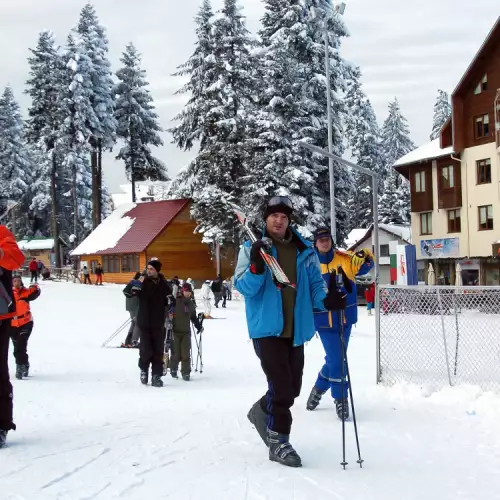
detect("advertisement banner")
[420,238,459,259]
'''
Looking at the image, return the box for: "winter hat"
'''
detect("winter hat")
[148,259,162,273]
[182,282,193,293]
[313,227,334,245]
[263,196,294,220]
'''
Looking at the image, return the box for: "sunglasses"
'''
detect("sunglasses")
[268,196,293,210]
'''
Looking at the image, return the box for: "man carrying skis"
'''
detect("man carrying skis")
[0,205,25,448]
[169,282,203,381]
[234,196,345,468]
[306,227,374,420]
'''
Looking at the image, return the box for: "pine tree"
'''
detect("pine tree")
[430,89,451,141]
[115,43,167,202]
[77,3,117,227]
[379,168,410,225]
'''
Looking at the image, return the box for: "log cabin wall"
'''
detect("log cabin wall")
[80,253,147,285]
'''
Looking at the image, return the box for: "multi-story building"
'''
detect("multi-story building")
[394,17,500,286]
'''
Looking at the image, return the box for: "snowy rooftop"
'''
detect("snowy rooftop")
[345,228,368,249]
[17,238,55,251]
[346,224,412,250]
[393,139,454,167]
[380,223,412,243]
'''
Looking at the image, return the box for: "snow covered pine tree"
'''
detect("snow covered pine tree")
[430,89,451,141]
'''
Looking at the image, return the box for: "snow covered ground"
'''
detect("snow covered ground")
[3,281,500,499]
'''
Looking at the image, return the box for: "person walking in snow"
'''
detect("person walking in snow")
[169,282,203,381]
[95,263,104,286]
[201,280,212,318]
[221,280,229,308]
[306,227,374,420]
[82,266,91,285]
[0,205,25,448]
[122,272,142,348]
[28,258,38,284]
[10,274,41,380]
[211,275,222,308]
[234,196,344,468]
[132,260,172,387]
[226,278,232,301]
[365,282,375,316]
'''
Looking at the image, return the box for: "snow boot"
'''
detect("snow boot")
[182,374,190,381]
[268,429,302,468]
[170,370,178,379]
[23,364,29,377]
[335,398,350,421]
[151,375,163,388]
[0,430,7,448]
[140,370,148,385]
[247,401,269,447]
[15,365,24,380]
[306,386,326,411]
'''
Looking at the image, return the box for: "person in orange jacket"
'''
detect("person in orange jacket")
[0,207,25,448]
[10,274,40,380]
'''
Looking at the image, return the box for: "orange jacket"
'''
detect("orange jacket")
[11,285,40,328]
[0,226,25,320]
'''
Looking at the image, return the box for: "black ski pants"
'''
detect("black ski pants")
[30,271,38,283]
[253,336,304,436]
[0,320,15,431]
[10,322,33,366]
[170,331,191,375]
[138,326,166,376]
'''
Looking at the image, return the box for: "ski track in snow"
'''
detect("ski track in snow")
[2,281,500,499]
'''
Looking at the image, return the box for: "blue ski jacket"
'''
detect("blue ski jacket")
[234,228,327,346]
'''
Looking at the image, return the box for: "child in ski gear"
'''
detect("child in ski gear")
[365,283,375,315]
[131,260,172,387]
[10,275,41,379]
[82,266,91,284]
[122,272,142,347]
[0,215,25,448]
[29,258,38,283]
[170,282,203,381]
[201,280,212,318]
[306,226,374,420]
[234,196,332,468]
[95,263,104,286]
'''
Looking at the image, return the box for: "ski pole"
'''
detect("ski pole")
[102,318,131,347]
[338,309,348,470]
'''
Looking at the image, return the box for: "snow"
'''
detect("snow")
[17,238,55,251]
[111,181,171,208]
[393,138,454,167]
[379,223,412,243]
[3,281,500,499]
[345,228,368,249]
[71,203,136,256]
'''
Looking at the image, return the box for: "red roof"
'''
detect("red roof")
[96,199,190,255]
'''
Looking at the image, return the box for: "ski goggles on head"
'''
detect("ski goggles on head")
[267,196,294,210]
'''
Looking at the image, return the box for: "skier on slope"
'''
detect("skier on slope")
[306,227,374,420]
[0,200,25,448]
[122,271,142,348]
[234,196,346,468]
[201,280,213,319]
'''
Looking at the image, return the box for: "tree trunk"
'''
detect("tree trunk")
[97,139,103,224]
[91,141,99,229]
[72,164,78,245]
[50,152,62,269]
[131,158,136,203]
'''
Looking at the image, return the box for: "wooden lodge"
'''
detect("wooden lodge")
[72,199,234,284]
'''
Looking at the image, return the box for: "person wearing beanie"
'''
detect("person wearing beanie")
[169,282,203,381]
[0,220,25,448]
[234,195,340,468]
[129,259,172,387]
[306,226,374,421]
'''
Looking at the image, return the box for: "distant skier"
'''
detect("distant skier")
[234,196,343,468]
[95,263,104,286]
[122,272,142,348]
[29,258,38,284]
[201,280,213,318]
[306,227,374,420]
[365,282,375,316]
[169,282,203,381]
[10,274,41,379]
[82,266,91,284]
[211,275,222,308]
[0,207,25,448]
[221,280,229,308]
[226,278,233,301]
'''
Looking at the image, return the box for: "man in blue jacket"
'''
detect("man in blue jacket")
[234,197,347,468]
[306,227,374,420]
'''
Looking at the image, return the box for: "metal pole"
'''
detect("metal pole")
[372,175,381,384]
[324,26,336,240]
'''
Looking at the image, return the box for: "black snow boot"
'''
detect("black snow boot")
[23,364,29,377]
[170,370,178,379]
[306,386,326,411]
[0,430,7,448]
[151,375,163,388]
[15,365,24,380]
[335,398,349,421]
[140,370,148,385]
[247,401,269,447]
[182,374,190,381]
[268,429,302,468]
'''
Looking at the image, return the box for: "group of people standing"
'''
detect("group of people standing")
[201,276,232,318]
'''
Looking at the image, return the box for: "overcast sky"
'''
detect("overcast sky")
[0,0,498,193]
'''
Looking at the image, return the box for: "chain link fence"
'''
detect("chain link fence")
[378,285,500,391]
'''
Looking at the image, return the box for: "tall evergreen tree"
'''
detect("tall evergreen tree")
[430,89,451,141]
[115,43,167,202]
[77,3,116,227]
[378,168,410,225]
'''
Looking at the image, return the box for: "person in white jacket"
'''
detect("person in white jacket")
[201,280,212,318]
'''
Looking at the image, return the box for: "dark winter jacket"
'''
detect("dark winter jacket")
[211,278,222,294]
[95,265,104,276]
[123,279,142,316]
[172,296,202,334]
[134,274,172,328]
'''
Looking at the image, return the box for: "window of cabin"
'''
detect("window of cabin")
[414,171,426,193]
[90,260,98,273]
[478,205,494,231]
[102,255,120,273]
[447,209,461,233]
[420,213,432,235]
[476,158,492,184]
[474,74,488,94]
[475,114,490,138]
[122,254,140,273]
[441,165,455,189]
[380,244,390,257]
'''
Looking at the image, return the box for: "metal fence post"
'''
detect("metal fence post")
[372,175,381,384]
[436,288,453,387]
[453,292,461,377]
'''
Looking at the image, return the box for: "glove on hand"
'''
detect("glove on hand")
[351,248,373,269]
[250,240,268,275]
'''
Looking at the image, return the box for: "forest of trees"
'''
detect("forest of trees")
[0,0,449,260]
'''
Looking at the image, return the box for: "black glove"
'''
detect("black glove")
[323,269,347,311]
[250,240,267,274]
[197,327,204,334]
